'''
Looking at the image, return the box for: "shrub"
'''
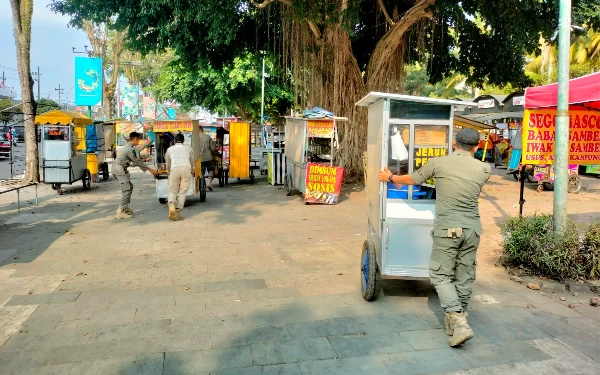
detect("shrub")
[500,214,599,280]
[579,222,600,279]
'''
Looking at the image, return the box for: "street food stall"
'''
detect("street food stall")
[201,123,228,187]
[515,71,600,214]
[35,110,93,195]
[85,121,114,182]
[151,120,205,204]
[283,116,346,204]
[355,93,476,300]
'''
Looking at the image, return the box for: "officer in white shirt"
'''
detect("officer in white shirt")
[165,133,194,221]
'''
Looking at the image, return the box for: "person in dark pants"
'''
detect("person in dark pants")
[112,132,157,219]
[378,128,491,347]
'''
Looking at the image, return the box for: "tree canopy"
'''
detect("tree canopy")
[150,52,293,123]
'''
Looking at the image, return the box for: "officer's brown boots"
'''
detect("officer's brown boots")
[168,203,177,221]
[445,312,474,347]
[115,207,133,219]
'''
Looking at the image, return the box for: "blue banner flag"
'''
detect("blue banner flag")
[74,57,103,106]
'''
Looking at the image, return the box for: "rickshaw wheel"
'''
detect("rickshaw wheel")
[543,182,554,191]
[159,198,167,204]
[199,178,207,202]
[568,175,581,194]
[284,175,293,196]
[82,169,91,190]
[512,171,519,181]
[526,171,536,183]
[537,184,544,193]
[361,240,380,302]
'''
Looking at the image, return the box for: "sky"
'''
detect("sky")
[0,0,89,104]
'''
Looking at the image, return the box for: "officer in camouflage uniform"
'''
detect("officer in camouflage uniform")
[378,128,490,347]
[113,132,157,219]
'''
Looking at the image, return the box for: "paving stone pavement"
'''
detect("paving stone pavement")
[0,170,599,374]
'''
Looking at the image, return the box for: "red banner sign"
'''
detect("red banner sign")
[304,163,344,204]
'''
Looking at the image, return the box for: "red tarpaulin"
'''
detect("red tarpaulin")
[524,72,600,110]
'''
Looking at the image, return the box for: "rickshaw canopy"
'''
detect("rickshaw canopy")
[35,110,93,126]
[525,71,600,110]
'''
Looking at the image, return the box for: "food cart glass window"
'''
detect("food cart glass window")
[388,124,410,177]
[390,101,451,120]
[44,127,69,141]
[412,125,450,201]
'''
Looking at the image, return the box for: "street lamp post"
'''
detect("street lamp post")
[553,0,572,233]
[65,87,75,110]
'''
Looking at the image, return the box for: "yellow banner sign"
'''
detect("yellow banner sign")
[152,121,194,132]
[521,109,600,165]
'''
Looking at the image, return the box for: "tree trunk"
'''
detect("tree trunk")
[10,0,39,182]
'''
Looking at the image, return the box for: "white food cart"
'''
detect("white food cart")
[283,116,346,203]
[356,93,476,300]
[151,120,205,204]
[36,110,93,195]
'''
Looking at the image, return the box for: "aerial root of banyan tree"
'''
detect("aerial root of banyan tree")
[277,0,435,179]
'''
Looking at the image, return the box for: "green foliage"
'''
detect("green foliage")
[35,99,61,114]
[580,223,600,279]
[150,52,292,122]
[52,0,562,90]
[500,215,600,280]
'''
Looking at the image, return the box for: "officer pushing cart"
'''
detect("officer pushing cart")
[357,93,489,347]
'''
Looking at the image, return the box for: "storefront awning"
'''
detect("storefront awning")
[525,72,600,110]
[35,109,93,126]
[453,115,496,131]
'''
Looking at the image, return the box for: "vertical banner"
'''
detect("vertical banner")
[143,97,157,119]
[74,57,103,106]
[304,163,344,204]
[521,109,600,165]
[306,120,335,138]
[121,85,139,116]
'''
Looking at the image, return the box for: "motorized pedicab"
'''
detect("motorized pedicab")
[35,110,93,195]
[151,120,206,204]
[355,93,476,300]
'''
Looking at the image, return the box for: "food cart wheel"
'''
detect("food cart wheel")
[199,178,207,202]
[82,169,92,190]
[250,170,255,184]
[56,185,63,195]
[284,175,293,196]
[218,168,225,187]
[51,184,58,190]
[101,163,109,181]
[159,198,167,204]
[568,174,581,194]
[361,240,380,302]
